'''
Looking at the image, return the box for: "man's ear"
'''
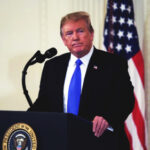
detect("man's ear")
[91,32,94,42]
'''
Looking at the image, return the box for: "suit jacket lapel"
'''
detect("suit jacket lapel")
[79,48,105,114]
[54,49,105,113]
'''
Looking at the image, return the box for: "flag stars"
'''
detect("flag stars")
[116,43,122,52]
[127,6,131,13]
[119,17,125,25]
[106,17,109,22]
[117,30,124,38]
[104,1,139,60]
[111,30,115,36]
[113,3,118,10]
[125,45,132,53]
[127,32,133,40]
[127,19,133,26]
[104,29,108,36]
[120,4,126,12]
[109,42,113,49]
[112,16,117,23]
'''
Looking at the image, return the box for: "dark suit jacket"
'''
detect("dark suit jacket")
[28,48,135,149]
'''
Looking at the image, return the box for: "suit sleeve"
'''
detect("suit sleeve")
[103,58,135,129]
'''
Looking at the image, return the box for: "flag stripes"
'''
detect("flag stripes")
[132,51,144,86]
[125,124,133,150]
[126,115,143,150]
[103,0,148,149]
[132,95,147,150]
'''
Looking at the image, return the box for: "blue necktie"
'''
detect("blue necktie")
[67,59,82,115]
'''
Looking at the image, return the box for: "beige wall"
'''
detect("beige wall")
[0,0,149,148]
[0,0,106,110]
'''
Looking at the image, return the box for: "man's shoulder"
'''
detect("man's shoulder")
[94,48,127,66]
[45,52,70,65]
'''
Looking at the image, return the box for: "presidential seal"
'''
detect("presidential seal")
[2,123,37,150]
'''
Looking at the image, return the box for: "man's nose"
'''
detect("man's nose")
[72,32,79,40]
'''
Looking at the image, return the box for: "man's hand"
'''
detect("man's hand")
[92,116,109,137]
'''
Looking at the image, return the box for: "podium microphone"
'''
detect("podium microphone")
[22,47,57,107]
[31,47,57,64]
[34,47,57,63]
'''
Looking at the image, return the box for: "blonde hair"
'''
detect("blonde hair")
[60,11,94,36]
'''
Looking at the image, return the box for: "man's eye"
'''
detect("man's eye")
[77,29,84,33]
[66,32,73,36]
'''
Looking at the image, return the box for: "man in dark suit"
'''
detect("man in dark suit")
[28,11,135,149]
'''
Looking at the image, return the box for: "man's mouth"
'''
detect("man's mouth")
[72,43,82,47]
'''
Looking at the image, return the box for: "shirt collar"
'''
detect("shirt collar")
[69,46,94,67]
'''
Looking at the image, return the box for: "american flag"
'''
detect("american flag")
[103,0,148,150]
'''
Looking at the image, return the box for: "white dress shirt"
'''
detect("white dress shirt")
[63,46,94,113]
[63,46,114,132]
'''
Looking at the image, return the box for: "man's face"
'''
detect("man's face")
[61,19,94,58]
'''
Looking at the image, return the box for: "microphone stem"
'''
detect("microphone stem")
[22,51,39,107]
[22,48,57,107]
